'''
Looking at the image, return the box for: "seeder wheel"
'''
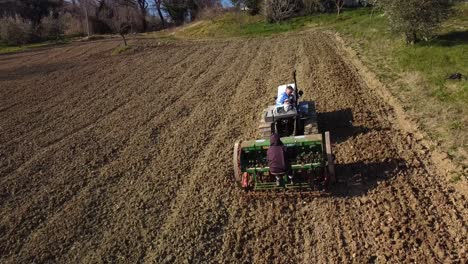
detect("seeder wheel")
[324,131,336,183]
[233,140,242,183]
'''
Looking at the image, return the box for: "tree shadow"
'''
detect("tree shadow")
[421,30,468,47]
[331,158,406,197]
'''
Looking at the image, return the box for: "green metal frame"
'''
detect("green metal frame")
[238,135,326,191]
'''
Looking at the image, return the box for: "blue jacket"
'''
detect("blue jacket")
[276,92,290,106]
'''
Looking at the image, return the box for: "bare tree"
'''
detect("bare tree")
[334,0,345,16]
[78,0,96,36]
[135,0,148,31]
[264,0,298,23]
[119,21,130,45]
[153,0,165,28]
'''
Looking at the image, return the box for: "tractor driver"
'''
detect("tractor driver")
[276,85,295,106]
[267,133,294,186]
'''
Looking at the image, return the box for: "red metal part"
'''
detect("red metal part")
[241,172,249,188]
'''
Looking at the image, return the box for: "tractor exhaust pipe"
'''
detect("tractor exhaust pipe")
[293,69,299,135]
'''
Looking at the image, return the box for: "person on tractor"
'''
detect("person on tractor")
[276,85,295,107]
[267,133,294,186]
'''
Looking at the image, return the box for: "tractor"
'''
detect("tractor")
[233,70,336,192]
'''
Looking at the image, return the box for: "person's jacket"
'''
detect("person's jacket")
[276,92,295,106]
[267,134,288,174]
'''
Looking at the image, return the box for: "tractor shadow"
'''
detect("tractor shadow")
[317,108,370,144]
[330,158,406,197]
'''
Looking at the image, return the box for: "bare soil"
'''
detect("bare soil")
[0,33,466,263]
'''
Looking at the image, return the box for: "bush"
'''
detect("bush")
[302,0,323,14]
[40,15,66,41]
[62,13,84,37]
[301,0,335,14]
[231,0,263,15]
[245,0,263,15]
[264,0,300,23]
[379,0,454,44]
[198,7,225,21]
[0,17,33,45]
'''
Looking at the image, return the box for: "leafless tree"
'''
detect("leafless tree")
[334,0,345,16]
[119,22,131,45]
[78,0,97,36]
[153,0,165,28]
[135,0,148,31]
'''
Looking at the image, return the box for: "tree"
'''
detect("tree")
[135,0,148,31]
[78,0,96,37]
[0,0,19,18]
[119,22,131,45]
[379,0,454,44]
[334,0,344,16]
[95,0,114,33]
[153,0,165,28]
[16,0,64,28]
[162,0,189,25]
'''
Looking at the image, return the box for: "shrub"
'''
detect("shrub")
[40,15,66,41]
[231,0,263,15]
[379,0,454,44]
[264,0,300,23]
[198,6,225,21]
[0,17,33,45]
[301,0,335,14]
[302,0,323,14]
[245,0,263,15]
[62,13,84,37]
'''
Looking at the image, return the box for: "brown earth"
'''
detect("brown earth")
[0,32,467,263]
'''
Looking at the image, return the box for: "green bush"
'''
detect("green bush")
[0,17,33,45]
[379,0,454,44]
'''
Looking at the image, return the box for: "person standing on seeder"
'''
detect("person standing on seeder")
[267,133,294,186]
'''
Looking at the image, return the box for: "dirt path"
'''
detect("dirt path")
[0,33,466,263]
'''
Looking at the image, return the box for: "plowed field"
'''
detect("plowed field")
[1,32,467,263]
